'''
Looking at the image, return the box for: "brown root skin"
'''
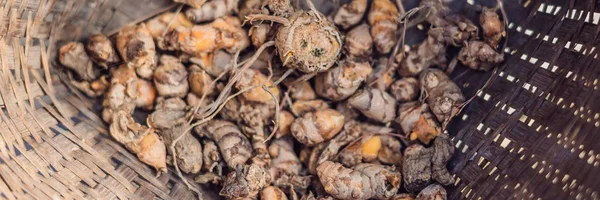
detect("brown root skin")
[175,0,207,8]
[348,87,397,123]
[250,24,272,48]
[377,135,403,166]
[236,69,280,103]
[333,0,368,29]
[317,161,402,199]
[275,11,343,73]
[221,97,275,128]
[368,0,398,54]
[86,34,120,68]
[285,81,316,101]
[188,65,215,97]
[480,7,505,48]
[291,99,329,116]
[416,184,447,200]
[70,75,109,97]
[276,111,295,138]
[392,193,415,200]
[344,23,373,59]
[202,140,222,173]
[336,102,360,123]
[398,28,446,77]
[419,68,465,123]
[221,164,271,199]
[314,60,372,101]
[368,57,396,90]
[166,16,249,55]
[338,135,381,167]
[200,120,253,169]
[191,50,234,77]
[116,24,158,79]
[102,81,137,123]
[185,0,236,23]
[458,40,504,71]
[267,0,294,17]
[133,79,157,110]
[409,114,441,145]
[396,102,428,135]
[291,109,345,146]
[402,144,433,192]
[59,42,99,81]
[390,77,419,102]
[154,55,189,98]
[145,12,193,50]
[269,137,302,177]
[310,120,362,174]
[149,105,203,174]
[432,133,455,185]
[261,186,288,200]
[110,110,167,172]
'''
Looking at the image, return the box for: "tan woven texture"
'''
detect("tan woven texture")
[0,0,598,199]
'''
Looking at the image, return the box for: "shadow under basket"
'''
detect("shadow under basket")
[2,0,599,199]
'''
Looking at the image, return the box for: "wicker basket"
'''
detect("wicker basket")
[2,0,598,199]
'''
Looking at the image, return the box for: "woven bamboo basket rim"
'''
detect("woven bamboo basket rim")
[0,0,598,199]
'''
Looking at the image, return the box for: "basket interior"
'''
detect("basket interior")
[0,0,598,199]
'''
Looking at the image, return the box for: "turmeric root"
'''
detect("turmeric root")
[403,144,433,192]
[248,2,343,73]
[348,87,396,123]
[390,77,420,102]
[191,50,234,77]
[480,7,505,48]
[314,60,372,101]
[70,75,109,97]
[116,24,158,79]
[145,12,193,50]
[86,34,120,68]
[368,0,398,53]
[166,16,250,55]
[261,186,288,200]
[268,137,302,178]
[338,135,381,167]
[344,23,373,60]
[202,140,223,173]
[286,81,316,101]
[333,0,368,29]
[188,65,215,97]
[291,109,345,146]
[368,57,396,90]
[110,110,167,172]
[291,99,329,116]
[432,133,455,185]
[275,111,295,138]
[149,102,203,174]
[185,0,237,23]
[175,0,207,8]
[419,68,465,123]
[153,55,189,98]
[132,79,157,110]
[458,40,504,71]
[317,161,402,199]
[410,113,441,145]
[221,164,271,198]
[236,69,280,103]
[200,120,253,168]
[59,42,99,81]
[416,184,447,200]
[398,28,446,77]
[392,193,415,200]
[377,135,403,166]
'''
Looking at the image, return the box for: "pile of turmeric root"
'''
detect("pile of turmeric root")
[58,0,505,199]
